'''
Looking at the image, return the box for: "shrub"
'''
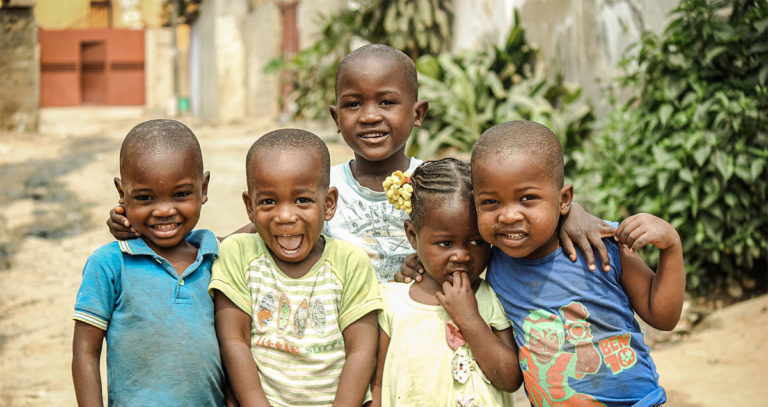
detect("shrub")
[410,11,594,170]
[265,0,454,119]
[573,0,768,292]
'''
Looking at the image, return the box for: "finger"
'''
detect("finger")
[559,227,578,262]
[415,259,424,282]
[459,271,470,287]
[630,233,648,251]
[596,221,616,238]
[114,205,125,215]
[452,272,464,289]
[587,231,611,271]
[617,218,640,246]
[574,234,596,270]
[443,280,455,293]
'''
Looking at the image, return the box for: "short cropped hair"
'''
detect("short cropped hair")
[472,120,564,187]
[336,43,418,101]
[245,128,331,190]
[120,119,203,176]
[409,158,473,230]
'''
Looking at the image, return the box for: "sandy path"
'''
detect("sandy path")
[0,108,765,406]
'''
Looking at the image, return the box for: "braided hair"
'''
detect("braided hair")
[408,158,473,230]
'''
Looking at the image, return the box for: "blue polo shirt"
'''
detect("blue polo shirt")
[73,229,225,406]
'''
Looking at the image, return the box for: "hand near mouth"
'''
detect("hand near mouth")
[437,272,482,330]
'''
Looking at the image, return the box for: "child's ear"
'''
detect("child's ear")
[560,183,574,216]
[201,171,210,205]
[242,191,255,223]
[114,177,125,203]
[323,187,339,221]
[328,105,340,133]
[404,220,418,250]
[412,100,429,128]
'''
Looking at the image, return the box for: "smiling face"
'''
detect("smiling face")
[116,148,209,257]
[473,152,572,260]
[329,56,427,165]
[405,198,489,286]
[242,149,337,275]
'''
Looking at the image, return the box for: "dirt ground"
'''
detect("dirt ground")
[0,107,765,406]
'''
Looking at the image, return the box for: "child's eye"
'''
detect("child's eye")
[343,101,361,108]
[380,99,397,106]
[259,199,276,206]
[296,197,313,204]
[437,241,452,248]
[174,191,193,198]
[134,195,152,201]
[521,194,537,202]
[469,239,486,247]
[480,199,499,206]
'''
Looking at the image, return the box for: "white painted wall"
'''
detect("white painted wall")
[453,0,676,112]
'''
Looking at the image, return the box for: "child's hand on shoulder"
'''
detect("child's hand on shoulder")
[616,213,681,252]
[107,205,140,240]
[393,253,424,283]
[437,272,480,327]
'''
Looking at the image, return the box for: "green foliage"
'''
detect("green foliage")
[266,0,454,119]
[574,0,768,291]
[410,11,593,168]
[164,0,201,25]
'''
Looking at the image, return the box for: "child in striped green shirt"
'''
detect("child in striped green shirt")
[209,129,382,406]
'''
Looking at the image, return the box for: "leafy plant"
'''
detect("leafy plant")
[163,0,201,25]
[410,11,594,169]
[266,0,454,119]
[573,0,768,292]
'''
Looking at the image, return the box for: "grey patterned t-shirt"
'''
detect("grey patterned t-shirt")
[323,158,422,282]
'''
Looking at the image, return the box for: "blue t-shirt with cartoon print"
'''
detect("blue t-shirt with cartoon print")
[487,237,666,407]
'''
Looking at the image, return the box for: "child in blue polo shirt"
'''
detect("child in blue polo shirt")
[71,119,228,406]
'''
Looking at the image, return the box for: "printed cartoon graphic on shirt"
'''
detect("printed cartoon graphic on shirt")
[519,302,606,407]
[257,292,276,328]
[336,198,410,278]
[251,291,344,354]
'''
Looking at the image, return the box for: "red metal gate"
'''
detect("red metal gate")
[39,29,145,106]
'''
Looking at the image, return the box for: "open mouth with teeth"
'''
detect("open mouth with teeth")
[151,223,181,235]
[359,132,388,140]
[276,234,304,255]
[501,232,527,240]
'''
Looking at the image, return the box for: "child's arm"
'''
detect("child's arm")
[560,202,617,271]
[369,326,390,407]
[107,205,257,241]
[213,291,271,407]
[335,311,379,407]
[617,213,685,331]
[72,321,105,407]
[437,272,522,392]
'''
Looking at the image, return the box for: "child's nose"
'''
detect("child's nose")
[275,204,297,223]
[152,202,177,217]
[360,104,382,123]
[498,205,523,224]
[450,247,471,263]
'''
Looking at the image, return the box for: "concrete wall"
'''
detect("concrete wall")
[244,1,281,121]
[192,0,255,123]
[0,6,39,131]
[453,0,676,113]
[297,0,347,49]
[144,27,174,115]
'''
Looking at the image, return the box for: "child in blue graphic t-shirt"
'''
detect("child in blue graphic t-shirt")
[472,120,685,406]
[72,120,230,406]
